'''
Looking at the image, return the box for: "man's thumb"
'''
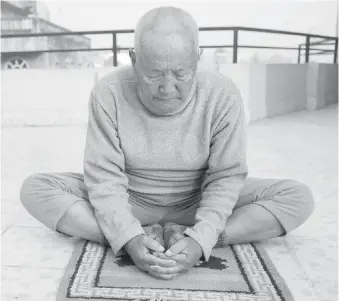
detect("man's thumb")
[165,239,187,257]
[142,236,165,253]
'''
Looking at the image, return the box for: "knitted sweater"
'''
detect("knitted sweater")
[84,65,248,260]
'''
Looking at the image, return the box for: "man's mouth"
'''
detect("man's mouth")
[156,96,177,101]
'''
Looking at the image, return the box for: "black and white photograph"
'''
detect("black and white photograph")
[1,0,338,300]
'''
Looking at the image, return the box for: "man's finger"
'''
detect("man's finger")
[148,269,178,281]
[144,253,177,267]
[165,239,187,257]
[142,236,165,253]
[152,252,170,259]
[150,264,182,275]
[170,253,187,262]
[154,252,187,265]
[152,252,171,259]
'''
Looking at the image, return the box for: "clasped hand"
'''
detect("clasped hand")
[124,234,202,280]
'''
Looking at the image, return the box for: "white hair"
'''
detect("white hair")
[134,7,199,56]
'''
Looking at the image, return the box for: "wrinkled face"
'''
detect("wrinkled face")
[134,33,199,115]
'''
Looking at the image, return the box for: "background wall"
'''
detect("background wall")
[2,63,337,126]
[319,64,338,106]
[265,64,308,117]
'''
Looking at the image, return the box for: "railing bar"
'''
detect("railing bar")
[1,29,134,38]
[241,45,334,51]
[0,48,117,54]
[298,45,301,63]
[1,46,334,55]
[1,26,337,40]
[236,26,335,39]
[233,29,238,63]
[334,38,338,63]
[200,45,233,48]
[299,40,336,47]
[112,33,117,67]
[307,51,337,56]
[305,35,311,63]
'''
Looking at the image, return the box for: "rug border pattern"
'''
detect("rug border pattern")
[57,240,294,301]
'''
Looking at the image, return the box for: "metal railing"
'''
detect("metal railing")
[298,38,338,63]
[1,26,338,65]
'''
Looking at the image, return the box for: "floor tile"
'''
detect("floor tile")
[259,238,319,301]
[1,266,64,301]
[2,227,78,269]
[2,198,44,230]
[312,281,338,301]
[285,236,338,300]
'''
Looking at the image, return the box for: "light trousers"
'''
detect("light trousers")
[20,172,314,241]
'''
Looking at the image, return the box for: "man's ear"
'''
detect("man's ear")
[129,49,136,66]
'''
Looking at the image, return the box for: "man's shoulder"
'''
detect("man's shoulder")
[93,65,135,92]
[195,67,244,121]
[89,65,135,111]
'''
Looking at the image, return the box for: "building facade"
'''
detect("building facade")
[1,0,95,69]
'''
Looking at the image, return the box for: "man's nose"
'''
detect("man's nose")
[159,74,175,94]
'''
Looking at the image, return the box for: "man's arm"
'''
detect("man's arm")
[184,80,248,261]
[83,85,145,256]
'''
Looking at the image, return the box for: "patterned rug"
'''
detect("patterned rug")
[57,240,294,301]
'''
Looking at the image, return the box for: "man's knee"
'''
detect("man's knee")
[281,179,315,227]
[20,173,47,210]
[258,179,314,234]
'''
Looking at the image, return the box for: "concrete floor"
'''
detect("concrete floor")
[1,105,338,301]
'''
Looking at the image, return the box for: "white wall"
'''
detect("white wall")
[247,64,268,121]
[306,63,338,110]
[1,64,337,126]
[320,64,338,106]
[265,64,308,117]
[219,64,251,123]
[2,68,96,125]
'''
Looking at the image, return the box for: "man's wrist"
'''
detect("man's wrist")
[186,236,203,259]
[184,227,213,261]
[124,234,143,253]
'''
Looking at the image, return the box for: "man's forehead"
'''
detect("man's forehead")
[140,56,191,71]
[138,48,195,70]
[140,32,194,52]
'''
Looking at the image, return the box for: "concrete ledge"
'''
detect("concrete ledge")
[2,110,88,127]
[1,64,337,126]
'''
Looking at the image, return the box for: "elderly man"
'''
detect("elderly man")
[20,7,314,280]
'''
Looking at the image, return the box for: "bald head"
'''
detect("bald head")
[134,7,199,57]
[132,7,200,116]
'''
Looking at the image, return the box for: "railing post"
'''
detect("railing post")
[334,38,338,63]
[297,45,301,63]
[233,29,238,63]
[305,35,310,63]
[112,32,118,67]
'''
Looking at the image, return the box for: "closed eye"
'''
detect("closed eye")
[146,73,162,79]
[148,75,161,79]
[176,73,188,78]
[174,72,191,81]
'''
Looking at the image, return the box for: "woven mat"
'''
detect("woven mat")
[57,240,294,301]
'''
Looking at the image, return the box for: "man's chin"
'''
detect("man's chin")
[150,106,179,116]
[149,99,183,115]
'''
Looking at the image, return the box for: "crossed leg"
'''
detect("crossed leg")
[20,172,168,245]
[20,173,314,248]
